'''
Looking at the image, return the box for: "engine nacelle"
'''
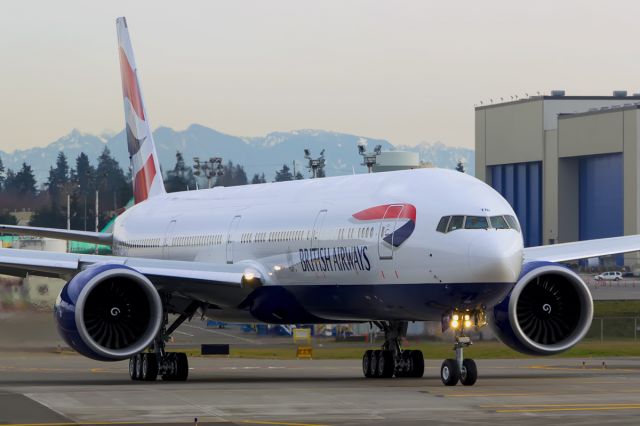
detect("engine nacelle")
[54,264,163,361]
[489,261,593,356]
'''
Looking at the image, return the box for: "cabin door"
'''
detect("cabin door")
[226,215,242,264]
[163,219,177,259]
[378,205,404,260]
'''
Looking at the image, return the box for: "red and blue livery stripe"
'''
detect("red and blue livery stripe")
[352,204,416,247]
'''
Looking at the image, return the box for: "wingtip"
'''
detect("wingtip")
[116,16,127,28]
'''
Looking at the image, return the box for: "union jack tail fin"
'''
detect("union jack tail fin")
[116,17,165,204]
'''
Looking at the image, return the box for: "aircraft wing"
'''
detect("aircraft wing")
[0,224,113,245]
[523,235,640,263]
[0,247,248,294]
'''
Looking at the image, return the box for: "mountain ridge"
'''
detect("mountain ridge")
[0,125,475,185]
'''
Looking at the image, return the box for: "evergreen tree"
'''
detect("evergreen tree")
[46,152,70,198]
[251,173,267,184]
[72,152,95,197]
[29,205,66,228]
[0,156,5,191]
[275,164,293,182]
[3,169,16,193]
[0,211,17,225]
[96,147,130,211]
[316,167,326,178]
[165,151,196,192]
[455,160,465,173]
[233,164,248,186]
[11,163,37,195]
[295,171,304,180]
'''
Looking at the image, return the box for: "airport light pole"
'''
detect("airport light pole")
[357,142,382,173]
[193,157,224,188]
[303,149,326,179]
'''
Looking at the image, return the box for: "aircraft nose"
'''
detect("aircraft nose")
[468,231,523,283]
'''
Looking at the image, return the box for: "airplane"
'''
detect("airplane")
[2,16,640,385]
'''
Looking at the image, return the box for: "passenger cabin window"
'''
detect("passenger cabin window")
[464,216,489,230]
[447,216,464,232]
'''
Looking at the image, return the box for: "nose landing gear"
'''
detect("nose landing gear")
[440,310,484,386]
[361,321,425,379]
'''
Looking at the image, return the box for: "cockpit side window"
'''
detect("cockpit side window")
[490,215,509,229]
[464,216,489,230]
[447,216,464,232]
[505,215,521,232]
[436,216,450,233]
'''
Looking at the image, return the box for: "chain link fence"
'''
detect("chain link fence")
[585,317,640,341]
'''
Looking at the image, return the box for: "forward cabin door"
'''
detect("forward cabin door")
[163,219,177,259]
[226,215,242,264]
[311,210,327,250]
[378,205,404,260]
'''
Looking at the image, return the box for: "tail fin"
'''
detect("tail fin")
[116,17,165,204]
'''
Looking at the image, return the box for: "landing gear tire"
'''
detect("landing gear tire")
[409,350,425,378]
[441,359,460,386]
[362,350,373,378]
[377,350,394,378]
[161,353,189,381]
[361,322,425,380]
[370,350,380,378]
[129,354,141,381]
[141,353,159,381]
[460,359,477,386]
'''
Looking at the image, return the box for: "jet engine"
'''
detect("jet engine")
[489,261,593,355]
[54,264,163,361]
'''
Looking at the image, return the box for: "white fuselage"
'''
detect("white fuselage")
[111,168,524,321]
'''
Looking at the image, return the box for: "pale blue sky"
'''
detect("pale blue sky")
[1,0,640,151]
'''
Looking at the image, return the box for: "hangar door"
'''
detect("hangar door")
[579,153,623,264]
[490,161,542,247]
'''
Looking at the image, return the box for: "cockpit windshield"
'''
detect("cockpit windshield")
[464,216,489,229]
[437,214,520,234]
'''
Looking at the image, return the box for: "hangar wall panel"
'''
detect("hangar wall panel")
[475,109,487,181]
[489,162,542,247]
[558,110,623,157]
[578,154,623,242]
[543,130,558,244]
[485,100,543,166]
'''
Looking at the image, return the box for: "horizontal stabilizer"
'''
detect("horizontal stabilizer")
[0,224,113,246]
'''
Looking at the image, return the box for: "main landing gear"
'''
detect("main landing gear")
[439,311,484,386]
[129,300,200,382]
[362,321,425,379]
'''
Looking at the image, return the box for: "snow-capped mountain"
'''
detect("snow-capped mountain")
[0,125,474,185]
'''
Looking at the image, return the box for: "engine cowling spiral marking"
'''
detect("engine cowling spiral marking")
[542,303,552,314]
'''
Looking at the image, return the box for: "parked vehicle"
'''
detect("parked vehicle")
[594,271,623,281]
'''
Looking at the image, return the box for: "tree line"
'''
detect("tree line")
[0,149,310,229]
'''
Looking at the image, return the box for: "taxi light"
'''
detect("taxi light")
[464,314,470,321]
[451,320,460,329]
[452,314,460,321]
[464,320,472,328]
[243,272,256,281]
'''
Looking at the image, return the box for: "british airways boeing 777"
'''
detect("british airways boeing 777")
[1,17,639,385]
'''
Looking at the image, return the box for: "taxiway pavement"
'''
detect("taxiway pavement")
[1,352,640,425]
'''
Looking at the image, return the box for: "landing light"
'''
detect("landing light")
[243,272,256,281]
[449,312,474,330]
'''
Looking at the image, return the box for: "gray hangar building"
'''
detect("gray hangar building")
[475,92,640,268]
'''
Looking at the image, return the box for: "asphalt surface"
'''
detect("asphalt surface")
[1,352,640,426]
